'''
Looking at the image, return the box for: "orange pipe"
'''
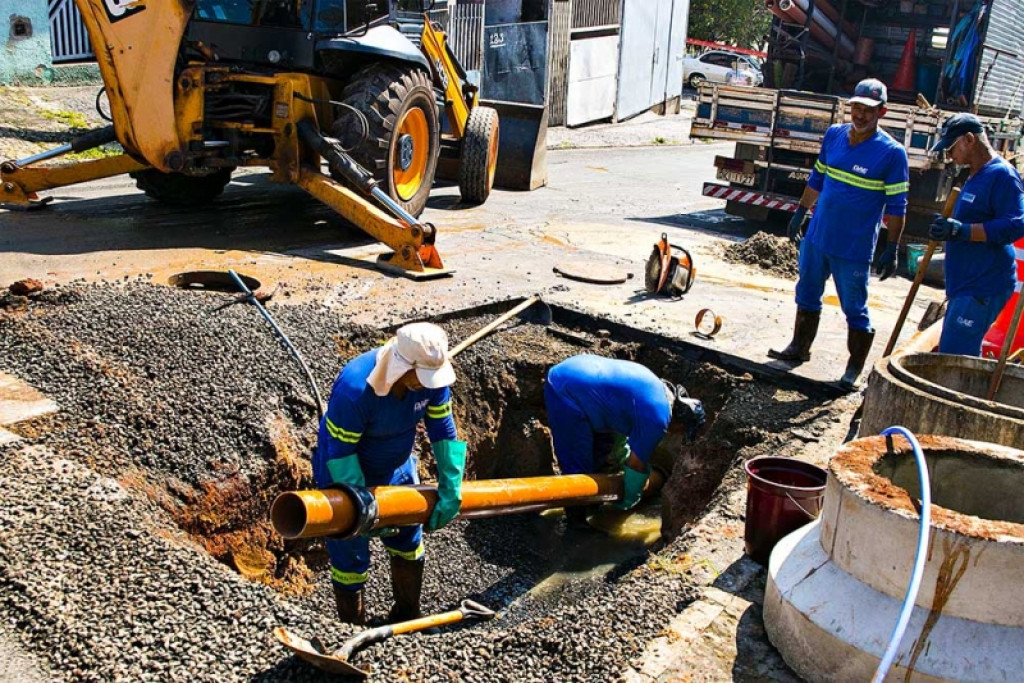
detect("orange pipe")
[272,471,666,540]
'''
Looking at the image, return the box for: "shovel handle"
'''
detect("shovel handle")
[450,296,540,357]
[986,285,1024,400]
[883,187,960,357]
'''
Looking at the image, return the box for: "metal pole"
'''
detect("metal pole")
[271,470,667,540]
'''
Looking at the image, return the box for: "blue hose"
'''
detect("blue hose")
[871,426,932,683]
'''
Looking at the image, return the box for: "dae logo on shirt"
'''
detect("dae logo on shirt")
[962,192,976,203]
[853,165,869,175]
[415,399,429,412]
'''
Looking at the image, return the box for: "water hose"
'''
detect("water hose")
[871,426,932,683]
[228,270,326,419]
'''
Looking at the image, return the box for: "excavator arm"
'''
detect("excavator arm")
[75,0,192,171]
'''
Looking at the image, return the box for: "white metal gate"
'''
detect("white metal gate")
[615,0,660,120]
[49,0,94,63]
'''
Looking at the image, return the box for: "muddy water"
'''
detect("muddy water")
[525,500,663,600]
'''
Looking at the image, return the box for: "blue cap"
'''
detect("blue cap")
[849,78,887,107]
[930,113,986,153]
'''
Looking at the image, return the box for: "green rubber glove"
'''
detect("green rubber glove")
[427,440,466,531]
[615,466,650,511]
[326,454,365,488]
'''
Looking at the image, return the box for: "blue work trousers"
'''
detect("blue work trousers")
[326,455,423,592]
[544,382,628,475]
[939,291,1012,356]
[795,240,873,331]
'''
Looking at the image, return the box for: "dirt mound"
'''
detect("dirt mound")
[722,231,799,279]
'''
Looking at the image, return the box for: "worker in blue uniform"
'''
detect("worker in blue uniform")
[313,322,465,625]
[928,113,1024,355]
[770,78,910,390]
[543,355,705,528]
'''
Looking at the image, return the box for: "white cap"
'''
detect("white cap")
[366,322,457,397]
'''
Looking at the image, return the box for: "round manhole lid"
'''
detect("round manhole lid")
[167,271,261,293]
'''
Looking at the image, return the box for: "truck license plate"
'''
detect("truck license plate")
[717,168,755,186]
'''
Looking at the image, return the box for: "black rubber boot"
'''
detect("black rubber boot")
[388,556,425,624]
[332,584,365,626]
[768,309,821,363]
[839,328,876,391]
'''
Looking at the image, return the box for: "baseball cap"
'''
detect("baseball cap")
[848,78,887,107]
[930,112,986,153]
[366,322,457,396]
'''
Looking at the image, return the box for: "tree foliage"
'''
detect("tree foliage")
[688,0,772,50]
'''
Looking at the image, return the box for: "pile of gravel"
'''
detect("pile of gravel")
[0,281,702,682]
[722,231,800,279]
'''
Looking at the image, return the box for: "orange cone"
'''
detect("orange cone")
[891,29,916,92]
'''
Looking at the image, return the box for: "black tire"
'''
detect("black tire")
[332,64,440,218]
[688,73,705,89]
[129,168,233,205]
[458,106,499,204]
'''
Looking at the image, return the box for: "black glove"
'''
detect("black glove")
[787,206,808,245]
[928,216,970,242]
[873,242,899,281]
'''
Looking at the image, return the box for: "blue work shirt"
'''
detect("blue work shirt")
[945,157,1024,299]
[805,124,909,263]
[314,348,457,483]
[545,355,671,465]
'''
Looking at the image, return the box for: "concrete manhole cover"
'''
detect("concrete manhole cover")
[553,261,634,285]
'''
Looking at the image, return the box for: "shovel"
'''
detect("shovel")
[449,295,553,357]
[274,599,495,677]
[883,187,961,356]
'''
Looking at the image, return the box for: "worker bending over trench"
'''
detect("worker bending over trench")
[544,354,706,529]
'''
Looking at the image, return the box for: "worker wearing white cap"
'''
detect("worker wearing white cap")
[313,322,465,625]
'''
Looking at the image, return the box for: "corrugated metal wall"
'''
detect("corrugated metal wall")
[49,0,94,62]
[975,0,1024,117]
[548,0,572,125]
[449,1,485,71]
[572,0,619,29]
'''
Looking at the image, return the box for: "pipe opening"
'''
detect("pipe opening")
[270,492,308,540]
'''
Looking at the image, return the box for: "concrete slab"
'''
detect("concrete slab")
[0,372,58,426]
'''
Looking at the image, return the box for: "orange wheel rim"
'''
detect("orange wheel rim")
[486,121,499,188]
[393,107,429,201]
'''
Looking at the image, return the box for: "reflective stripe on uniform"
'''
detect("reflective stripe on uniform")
[814,159,826,173]
[326,417,361,444]
[330,566,369,585]
[386,542,425,562]
[884,181,909,195]
[823,165,885,191]
[426,402,452,419]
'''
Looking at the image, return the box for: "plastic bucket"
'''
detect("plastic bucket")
[906,243,927,277]
[743,456,827,565]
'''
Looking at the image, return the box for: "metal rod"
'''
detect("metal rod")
[271,470,667,540]
[228,270,326,418]
[15,144,73,167]
[370,186,420,227]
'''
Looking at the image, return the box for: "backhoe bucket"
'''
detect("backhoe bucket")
[480,100,548,191]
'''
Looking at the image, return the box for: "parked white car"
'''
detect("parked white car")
[682,51,763,89]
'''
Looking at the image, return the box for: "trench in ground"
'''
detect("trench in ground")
[170,300,840,626]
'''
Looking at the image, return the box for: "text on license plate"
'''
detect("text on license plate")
[716,168,755,186]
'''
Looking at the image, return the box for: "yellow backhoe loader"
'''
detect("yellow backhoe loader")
[0,0,500,278]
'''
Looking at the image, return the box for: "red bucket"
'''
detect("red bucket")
[743,456,827,565]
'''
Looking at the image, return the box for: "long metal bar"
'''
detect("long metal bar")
[272,470,666,540]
